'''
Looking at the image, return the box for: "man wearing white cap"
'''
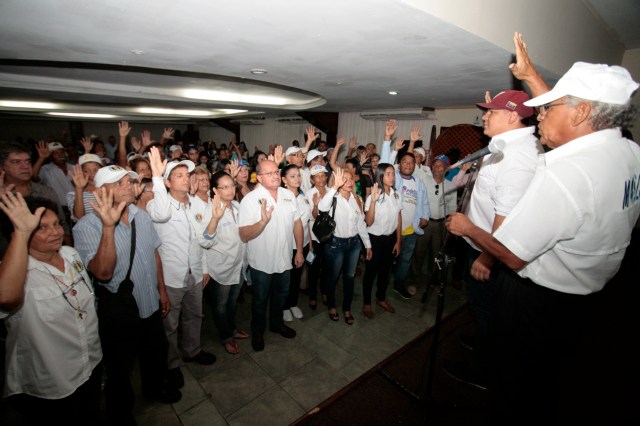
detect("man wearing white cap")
[447,32,640,422]
[74,164,181,423]
[32,141,74,207]
[301,149,328,195]
[145,147,215,389]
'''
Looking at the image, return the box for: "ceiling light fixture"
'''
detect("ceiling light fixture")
[0,100,58,109]
[388,91,398,95]
[47,112,116,118]
[130,49,145,55]
[137,107,213,116]
[183,89,287,106]
[250,69,268,75]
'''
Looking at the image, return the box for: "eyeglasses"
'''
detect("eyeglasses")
[538,102,567,115]
[217,183,237,190]
[435,184,439,196]
[259,171,280,178]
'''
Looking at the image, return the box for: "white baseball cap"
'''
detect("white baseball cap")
[306,149,327,164]
[47,142,65,152]
[525,62,639,107]
[78,154,102,166]
[127,152,143,163]
[285,146,303,156]
[164,159,195,180]
[413,147,426,158]
[169,145,182,153]
[310,165,328,176]
[94,165,139,188]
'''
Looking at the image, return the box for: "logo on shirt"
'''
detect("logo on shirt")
[73,260,84,272]
[194,213,203,223]
[623,174,640,210]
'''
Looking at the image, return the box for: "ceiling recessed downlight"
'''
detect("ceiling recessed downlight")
[250,69,268,75]
[388,91,398,95]
[130,49,145,55]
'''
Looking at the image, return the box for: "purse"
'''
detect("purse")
[312,196,337,243]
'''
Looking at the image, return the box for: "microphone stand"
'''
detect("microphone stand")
[377,161,481,419]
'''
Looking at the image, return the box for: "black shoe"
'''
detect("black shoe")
[443,360,487,391]
[144,385,182,404]
[270,324,296,339]
[252,333,265,352]
[183,350,217,365]
[393,287,412,299]
[167,367,184,389]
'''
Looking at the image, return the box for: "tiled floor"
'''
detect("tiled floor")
[131,269,468,426]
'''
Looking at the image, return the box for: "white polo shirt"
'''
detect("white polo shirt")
[424,175,457,219]
[466,126,542,250]
[294,192,313,247]
[494,129,640,294]
[239,185,301,274]
[365,188,401,236]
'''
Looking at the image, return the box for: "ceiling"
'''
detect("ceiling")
[0,0,639,122]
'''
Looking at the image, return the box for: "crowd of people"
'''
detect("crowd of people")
[0,31,639,424]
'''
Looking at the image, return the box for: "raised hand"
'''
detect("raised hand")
[484,90,492,103]
[393,136,405,152]
[79,137,93,154]
[306,126,318,143]
[0,190,44,235]
[189,174,198,195]
[162,127,175,140]
[118,121,132,138]
[259,199,274,225]
[148,146,167,178]
[410,125,422,143]
[0,171,16,197]
[348,137,358,150]
[273,145,284,165]
[335,136,347,148]
[332,167,345,190]
[89,187,126,227]
[130,136,141,152]
[211,193,225,220]
[133,181,145,199]
[370,182,382,203]
[70,165,88,189]
[140,130,154,148]
[36,140,50,159]
[358,151,368,166]
[385,120,398,140]
[228,159,239,179]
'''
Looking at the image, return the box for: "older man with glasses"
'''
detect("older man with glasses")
[447,32,640,423]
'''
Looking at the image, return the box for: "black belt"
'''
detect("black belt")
[429,217,445,222]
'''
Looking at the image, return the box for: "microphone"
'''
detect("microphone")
[448,139,506,169]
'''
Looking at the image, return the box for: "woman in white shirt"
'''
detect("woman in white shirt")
[280,164,312,322]
[198,171,248,355]
[318,168,372,325]
[0,193,102,423]
[67,153,102,222]
[362,163,402,318]
[306,165,329,309]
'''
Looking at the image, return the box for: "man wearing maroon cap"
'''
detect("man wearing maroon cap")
[444,89,543,390]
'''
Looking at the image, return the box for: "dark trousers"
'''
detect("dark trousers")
[362,232,397,305]
[8,364,102,426]
[250,268,290,335]
[286,246,309,309]
[205,279,242,344]
[490,266,590,425]
[99,308,169,425]
[306,241,327,302]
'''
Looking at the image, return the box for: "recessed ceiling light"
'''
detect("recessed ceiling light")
[0,100,58,109]
[389,91,398,96]
[47,112,116,118]
[250,69,268,75]
[130,49,145,55]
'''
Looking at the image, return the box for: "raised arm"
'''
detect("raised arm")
[117,121,132,167]
[304,126,318,152]
[31,140,50,182]
[330,136,347,170]
[238,200,273,242]
[509,32,551,98]
[69,165,89,220]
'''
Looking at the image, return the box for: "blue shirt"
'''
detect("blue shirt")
[73,204,162,318]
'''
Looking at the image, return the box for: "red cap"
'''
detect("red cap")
[476,90,533,118]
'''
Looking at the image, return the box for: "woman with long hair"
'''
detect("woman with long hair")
[362,163,402,318]
[280,164,312,321]
[318,168,372,325]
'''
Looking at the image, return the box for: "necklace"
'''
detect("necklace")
[45,259,92,320]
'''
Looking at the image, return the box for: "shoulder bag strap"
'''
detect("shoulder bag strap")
[125,219,136,281]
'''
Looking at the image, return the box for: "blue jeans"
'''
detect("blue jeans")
[394,233,417,290]
[324,236,362,312]
[250,268,290,335]
[209,280,241,344]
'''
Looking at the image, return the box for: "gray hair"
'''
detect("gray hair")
[565,95,637,131]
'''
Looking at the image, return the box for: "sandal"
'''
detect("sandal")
[308,299,317,310]
[224,341,240,355]
[344,311,355,325]
[234,330,250,339]
[328,310,339,322]
[363,305,373,319]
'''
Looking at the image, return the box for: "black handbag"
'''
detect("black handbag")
[312,196,337,243]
